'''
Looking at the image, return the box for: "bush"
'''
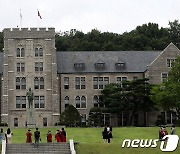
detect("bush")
[0,123,8,126]
[60,105,81,127]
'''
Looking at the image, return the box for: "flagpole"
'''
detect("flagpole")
[37,9,39,30]
[20,9,22,29]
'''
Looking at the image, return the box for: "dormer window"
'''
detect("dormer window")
[74,63,85,70]
[115,62,125,69]
[95,63,105,70]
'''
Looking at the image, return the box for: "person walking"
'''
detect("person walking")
[26,129,32,143]
[55,130,61,142]
[6,128,13,144]
[0,128,6,143]
[61,128,66,142]
[34,128,41,147]
[102,126,108,143]
[171,125,176,135]
[47,130,52,143]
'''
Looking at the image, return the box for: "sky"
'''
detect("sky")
[0,0,180,34]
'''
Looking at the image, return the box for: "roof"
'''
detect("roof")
[56,51,161,74]
[0,51,162,74]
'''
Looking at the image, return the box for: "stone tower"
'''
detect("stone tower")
[2,28,59,127]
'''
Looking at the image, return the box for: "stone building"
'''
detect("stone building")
[1,28,59,127]
[0,28,179,127]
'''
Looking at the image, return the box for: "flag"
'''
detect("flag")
[20,9,22,19]
[38,10,42,19]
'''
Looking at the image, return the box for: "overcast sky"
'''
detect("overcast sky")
[0,0,179,34]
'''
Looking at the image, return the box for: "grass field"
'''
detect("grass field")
[1,127,179,154]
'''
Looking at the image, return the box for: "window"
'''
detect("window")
[81,96,86,108]
[93,77,98,89]
[34,77,44,89]
[16,48,25,57]
[167,59,176,68]
[75,96,80,108]
[34,96,45,108]
[104,77,109,88]
[35,47,43,57]
[16,77,26,89]
[75,96,86,109]
[35,62,43,72]
[93,77,109,89]
[74,63,85,70]
[64,77,69,89]
[161,73,168,82]
[65,96,69,108]
[43,118,47,126]
[16,96,26,108]
[17,62,25,72]
[75,77,86,89]
[133,76,138,80]
[99,77,103,89]
[117,77,127,87]
[81,114,86,123]
[14,118,18,127]
[95,63,105,70]
[115,62,125,69]
[93,95,99,107]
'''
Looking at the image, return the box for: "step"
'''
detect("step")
[5,143,71,154]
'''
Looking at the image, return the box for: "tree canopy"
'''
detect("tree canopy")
[151,57,180,119]
[0,20,180,51]
[100,79,154,126]
[60,105,81,127]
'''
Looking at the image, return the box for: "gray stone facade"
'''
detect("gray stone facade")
[0,28,179,127]
[2,28,59,127]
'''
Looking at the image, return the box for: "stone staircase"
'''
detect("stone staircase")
[5,143,71,154]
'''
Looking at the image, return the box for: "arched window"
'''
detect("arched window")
[81,96,86,108]
[21,48,25,57]
[16,77,26,89]
[39,48,43,56]
[93,95,99,107]
[40,77,44,89]
[35,48,39,57]
[75,96,80,108]
[34,77,39,89]
[16,48,25,57]
[65,96,69,108]
[35,47,43,57]
[16,77,20,89]
[16,48,20,57]
[21,77,26,89]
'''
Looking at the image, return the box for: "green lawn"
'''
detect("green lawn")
[1,127,180,154]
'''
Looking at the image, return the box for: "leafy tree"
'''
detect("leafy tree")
[60,105,81,127]
[100,79,154,126]
[168,20,180,48]
[88,107,102,127]
[151,57,180,119]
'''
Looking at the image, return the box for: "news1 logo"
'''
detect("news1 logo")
[122,135,179,152]
[160,135,179,152]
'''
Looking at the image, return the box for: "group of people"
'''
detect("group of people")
[159,125,176,141]
[102,125,113,143]
[0,128,13,143]
[26,127,66,147]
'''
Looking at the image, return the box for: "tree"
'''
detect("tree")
[88,107,103,127]
[60,105,81,127]
[100,79,154,126]
[151,56,180,120]
[168,20,180,48]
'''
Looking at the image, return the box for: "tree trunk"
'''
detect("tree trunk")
[129,108,136,126]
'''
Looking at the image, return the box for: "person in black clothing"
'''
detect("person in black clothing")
[34,128,41,147]
[102,127,109,143]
